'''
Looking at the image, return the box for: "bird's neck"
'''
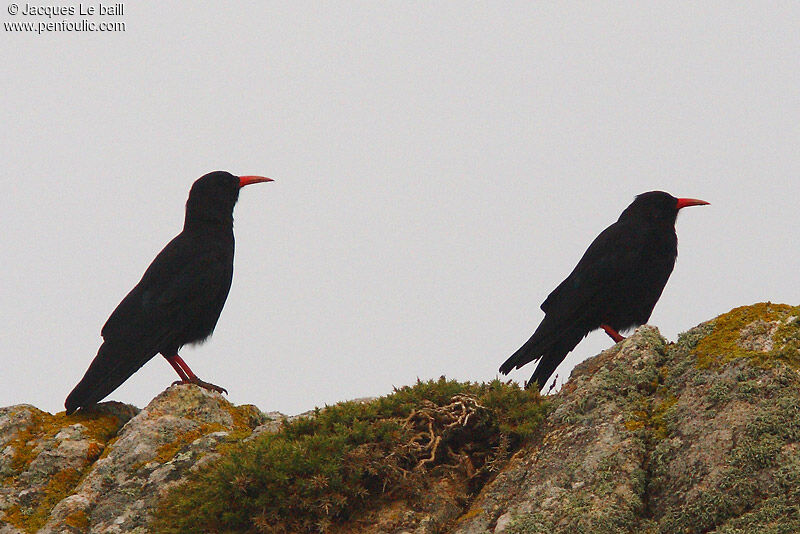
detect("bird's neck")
[183,212,235,237]
[645,222,678,254]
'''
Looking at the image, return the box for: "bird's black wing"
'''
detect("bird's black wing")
[102,236,231,341]
[500,218,645,387]
[540,219,642,318]
[65,235,231,413]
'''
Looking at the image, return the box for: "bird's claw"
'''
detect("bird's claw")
[171,379,228,395]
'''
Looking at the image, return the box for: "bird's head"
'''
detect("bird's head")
[185,171,273,228]
[623,191,709,225]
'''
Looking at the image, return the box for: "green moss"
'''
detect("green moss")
[657,380,800,533]
[694,303,800,370]
[153,378,548,534]
[707,380,734,406]
[660,488,739,533]
[712,496,800,534]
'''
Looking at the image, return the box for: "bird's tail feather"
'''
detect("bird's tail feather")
[65,341,154,415]
[499,313,567,374]
[499,317,589,391]
[499,334,542,375]
[527,355,563,391]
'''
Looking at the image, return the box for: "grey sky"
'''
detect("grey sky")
[2,3,798,416]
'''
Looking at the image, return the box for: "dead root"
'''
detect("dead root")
[401,394,499,477]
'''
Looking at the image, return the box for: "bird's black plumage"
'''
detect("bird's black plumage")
[65,171,271,414]
[499,191,708,391]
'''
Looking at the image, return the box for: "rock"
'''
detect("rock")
[1,386,265,533]
[0,402,136,533]
[451,325,667,534]
[1,303,798,533]
[245,411,288,441]
[42,385,266,533]
[452,303,800,534]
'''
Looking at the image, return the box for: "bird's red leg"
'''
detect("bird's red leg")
[164,354,190,381]
[164,354,228,395]
[601,324,625,343]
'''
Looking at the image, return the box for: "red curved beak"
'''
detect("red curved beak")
[238,175,274,188]
[676,197,709,210]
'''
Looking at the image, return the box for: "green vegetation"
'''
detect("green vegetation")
[154,378,548,534]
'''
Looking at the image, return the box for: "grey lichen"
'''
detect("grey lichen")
[455,303,800,534]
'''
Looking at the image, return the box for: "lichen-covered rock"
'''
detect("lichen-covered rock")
[453,302,800,534]
[1,386,269,533]
[41,385,267,534]
[0,402,136,533]
[2,303,798,533]
[648,303,800,533]
[451,326,666,534]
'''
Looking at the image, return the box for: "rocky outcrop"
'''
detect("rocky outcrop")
[0,402,137,534]
[1,303,798,533]
[454,303,800,534]
[1,387,273,533]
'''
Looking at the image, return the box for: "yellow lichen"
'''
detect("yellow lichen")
[624,407,649,432]
[694,303,800,369]
[153,423,226,464]
[85,441,103,462]
[2,505,27,531]
[64,410,126,443]
[132,401,262,471]
[97,436,120,462]
[224,403,266,441]
[1,408,128,531]
[624,419,646,432]
[4,408,47,476]
[455,504,484,523]
[2,408,124,480]
[623,391,676,440]
[3,468,82,533]
[64,509,90,529]
[649,395,678,441]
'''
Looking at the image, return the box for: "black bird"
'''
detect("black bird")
[499,191,708,391]
[65,171,272,414]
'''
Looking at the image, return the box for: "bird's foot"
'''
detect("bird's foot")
[601,324,625,343]
[172,378,228,395]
